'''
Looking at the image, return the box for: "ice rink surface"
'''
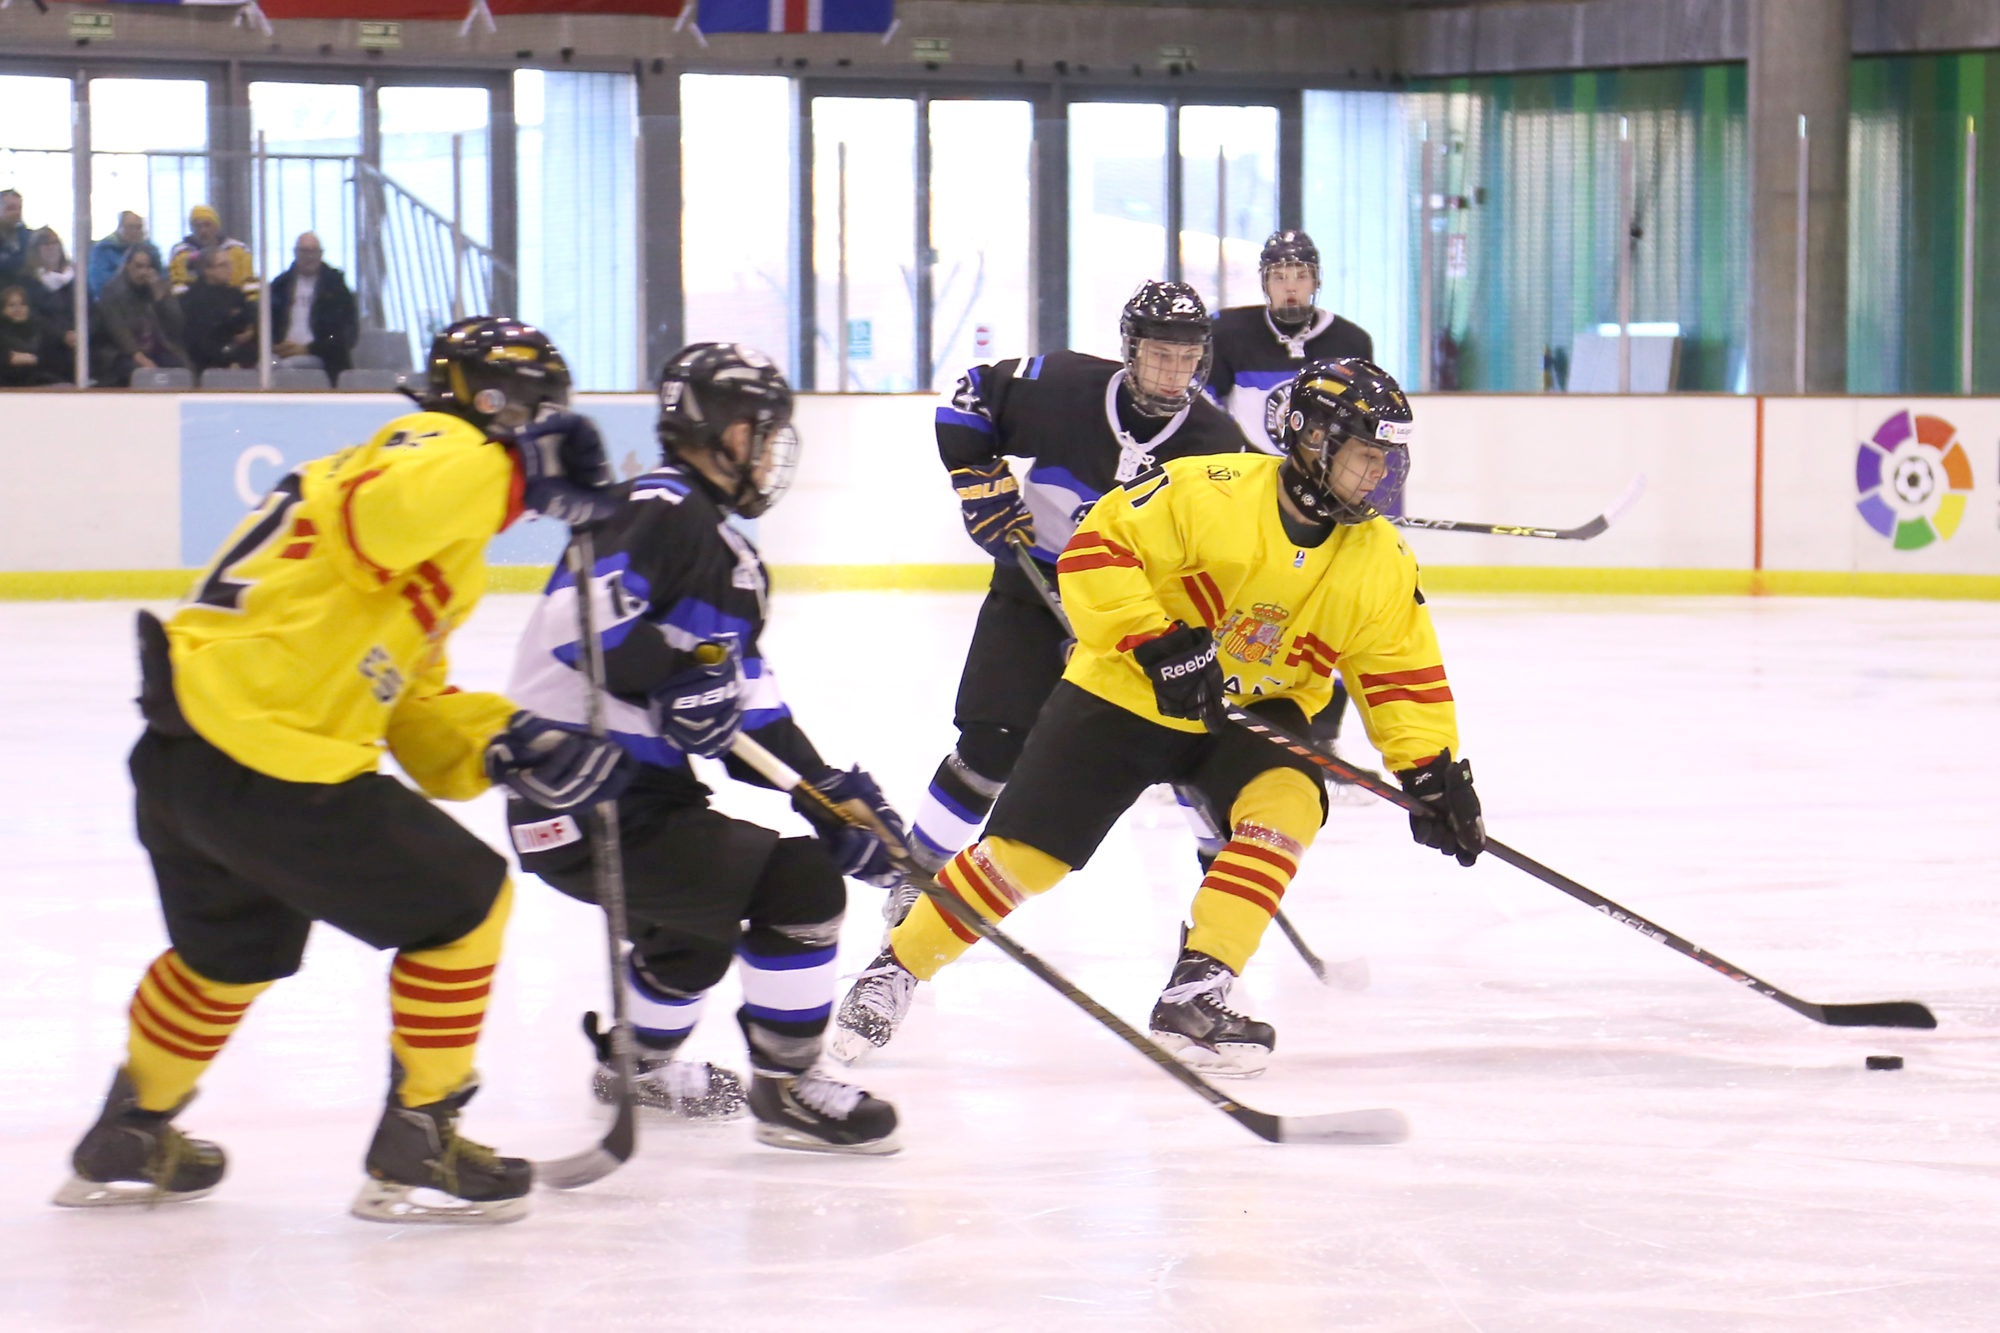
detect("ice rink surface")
[3,589,1996,1332]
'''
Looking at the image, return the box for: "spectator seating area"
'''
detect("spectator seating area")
[116,328,409,391]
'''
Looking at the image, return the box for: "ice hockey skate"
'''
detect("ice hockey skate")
[52,1067,226,1209]
[582,1011,745,1121]
[748,1064,899,1155]
[350,1069,531,1225]
[829,948,919,1063]
[1148,949,1276,1078]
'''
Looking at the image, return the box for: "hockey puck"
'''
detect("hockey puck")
[1865,1055,1904,1071]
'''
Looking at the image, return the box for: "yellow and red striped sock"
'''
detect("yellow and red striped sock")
[1186,767,1321,974]
[390,878,513,1108]
[888,837,1069,981]
[125,950,273,1113]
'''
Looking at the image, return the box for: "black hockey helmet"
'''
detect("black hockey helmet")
[1119,279,1213,418]
[656,342,800,518]
[421,316,571,435]
[1259,231,1321,322]
[1274,357,1413,526]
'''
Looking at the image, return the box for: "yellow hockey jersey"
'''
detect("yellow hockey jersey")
[166,410,523,795]
[1057,453,1458,772]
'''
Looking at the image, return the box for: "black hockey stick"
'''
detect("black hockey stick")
[1389,473,1647,541]
[536,530,641,1189]
[1221,706,1938,1031]
[731,732,1407,1147]
[1007,533,1344,987]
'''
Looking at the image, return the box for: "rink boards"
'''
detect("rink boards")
[2,390,1997,598]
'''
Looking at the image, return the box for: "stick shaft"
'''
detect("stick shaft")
[1220,705,1936,1031]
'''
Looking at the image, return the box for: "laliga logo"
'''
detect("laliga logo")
[1853,410,1974,550]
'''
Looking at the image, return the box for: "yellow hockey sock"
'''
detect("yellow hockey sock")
[1187,767,1322,974]
[390,878,513,1108]
[889,837,1069,981]
[125,950,273,1113]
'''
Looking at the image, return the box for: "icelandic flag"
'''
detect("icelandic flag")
[698,0,893,34]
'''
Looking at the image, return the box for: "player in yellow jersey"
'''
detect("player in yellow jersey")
[834,359,1486,1075]
[55,317,633,1224]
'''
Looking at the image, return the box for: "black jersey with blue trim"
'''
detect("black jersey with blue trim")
[936,349,1246,601]
[1208,305,1375,454]
[505,459,825,805]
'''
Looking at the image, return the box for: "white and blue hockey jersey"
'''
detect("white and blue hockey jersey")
[1208,305,1375,454]
[506,460,826,803]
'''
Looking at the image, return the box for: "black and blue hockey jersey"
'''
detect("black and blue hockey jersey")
[936,349,1246,601]
[506,460,824,804]
[1207,305,1374,454]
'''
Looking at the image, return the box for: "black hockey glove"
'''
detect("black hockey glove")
[650,644,746,758]
[795,766,911,889]
[516,411,620,527]
[485,711,636,811]
[950,458,1034,558]
[1394,751,1485,867]
[1131,622,1225,727]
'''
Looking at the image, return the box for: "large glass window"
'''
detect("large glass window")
[812,96,917,391]
[928,99,1032,385]
[515,70,637,391]
[89,78,210,261]
[1068,102,1167,359]
[375,85,493,345]
[249,81,363,282]
[681,74,794,370]
[0,75,77,261]
[1303,90,1409,381]
[1178,104,1277,317]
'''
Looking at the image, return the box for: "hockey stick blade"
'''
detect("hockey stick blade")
[1807,1001,1937,1029]
[1392,472,1647,541]
[1272,909,1330,985]
[1220,706,1939,1032]
[535,1112,636,1190]
[729,732,1405,1146]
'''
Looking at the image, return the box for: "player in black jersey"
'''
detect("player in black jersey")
[1209,230,1379,788]
[890,281,1246,924]
[504,342,906,1155]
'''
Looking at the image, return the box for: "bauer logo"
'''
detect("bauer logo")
[1853,410,1975,551]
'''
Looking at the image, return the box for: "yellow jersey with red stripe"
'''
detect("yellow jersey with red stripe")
[1055,452,1458,771]
[166,410,524,795]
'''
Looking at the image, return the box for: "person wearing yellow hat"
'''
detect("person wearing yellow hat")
[167,205,256,296]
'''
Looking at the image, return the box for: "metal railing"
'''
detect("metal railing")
[1,140,512,387]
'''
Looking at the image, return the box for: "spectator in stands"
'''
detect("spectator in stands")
[268,232,359,381]
[183,248,260,374]
[0,190,36,288]
[27,228,79,383]
[167,205,255,296]
[89,211,164,300]
[1,285,59,388]
[95,248,188,387]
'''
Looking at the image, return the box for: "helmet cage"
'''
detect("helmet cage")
[1119,281,1214,418]
[1277,361,1413,525]
[656,342,800,518]
[1259,231,1321,324]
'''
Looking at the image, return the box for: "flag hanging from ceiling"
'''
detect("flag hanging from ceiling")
[697,0,893,34]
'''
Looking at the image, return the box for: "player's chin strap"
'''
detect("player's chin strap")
[1215,705,1938,1032]
[728,729,1406,1146]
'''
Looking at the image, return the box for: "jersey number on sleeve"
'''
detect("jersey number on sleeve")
[192,471,306,612]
